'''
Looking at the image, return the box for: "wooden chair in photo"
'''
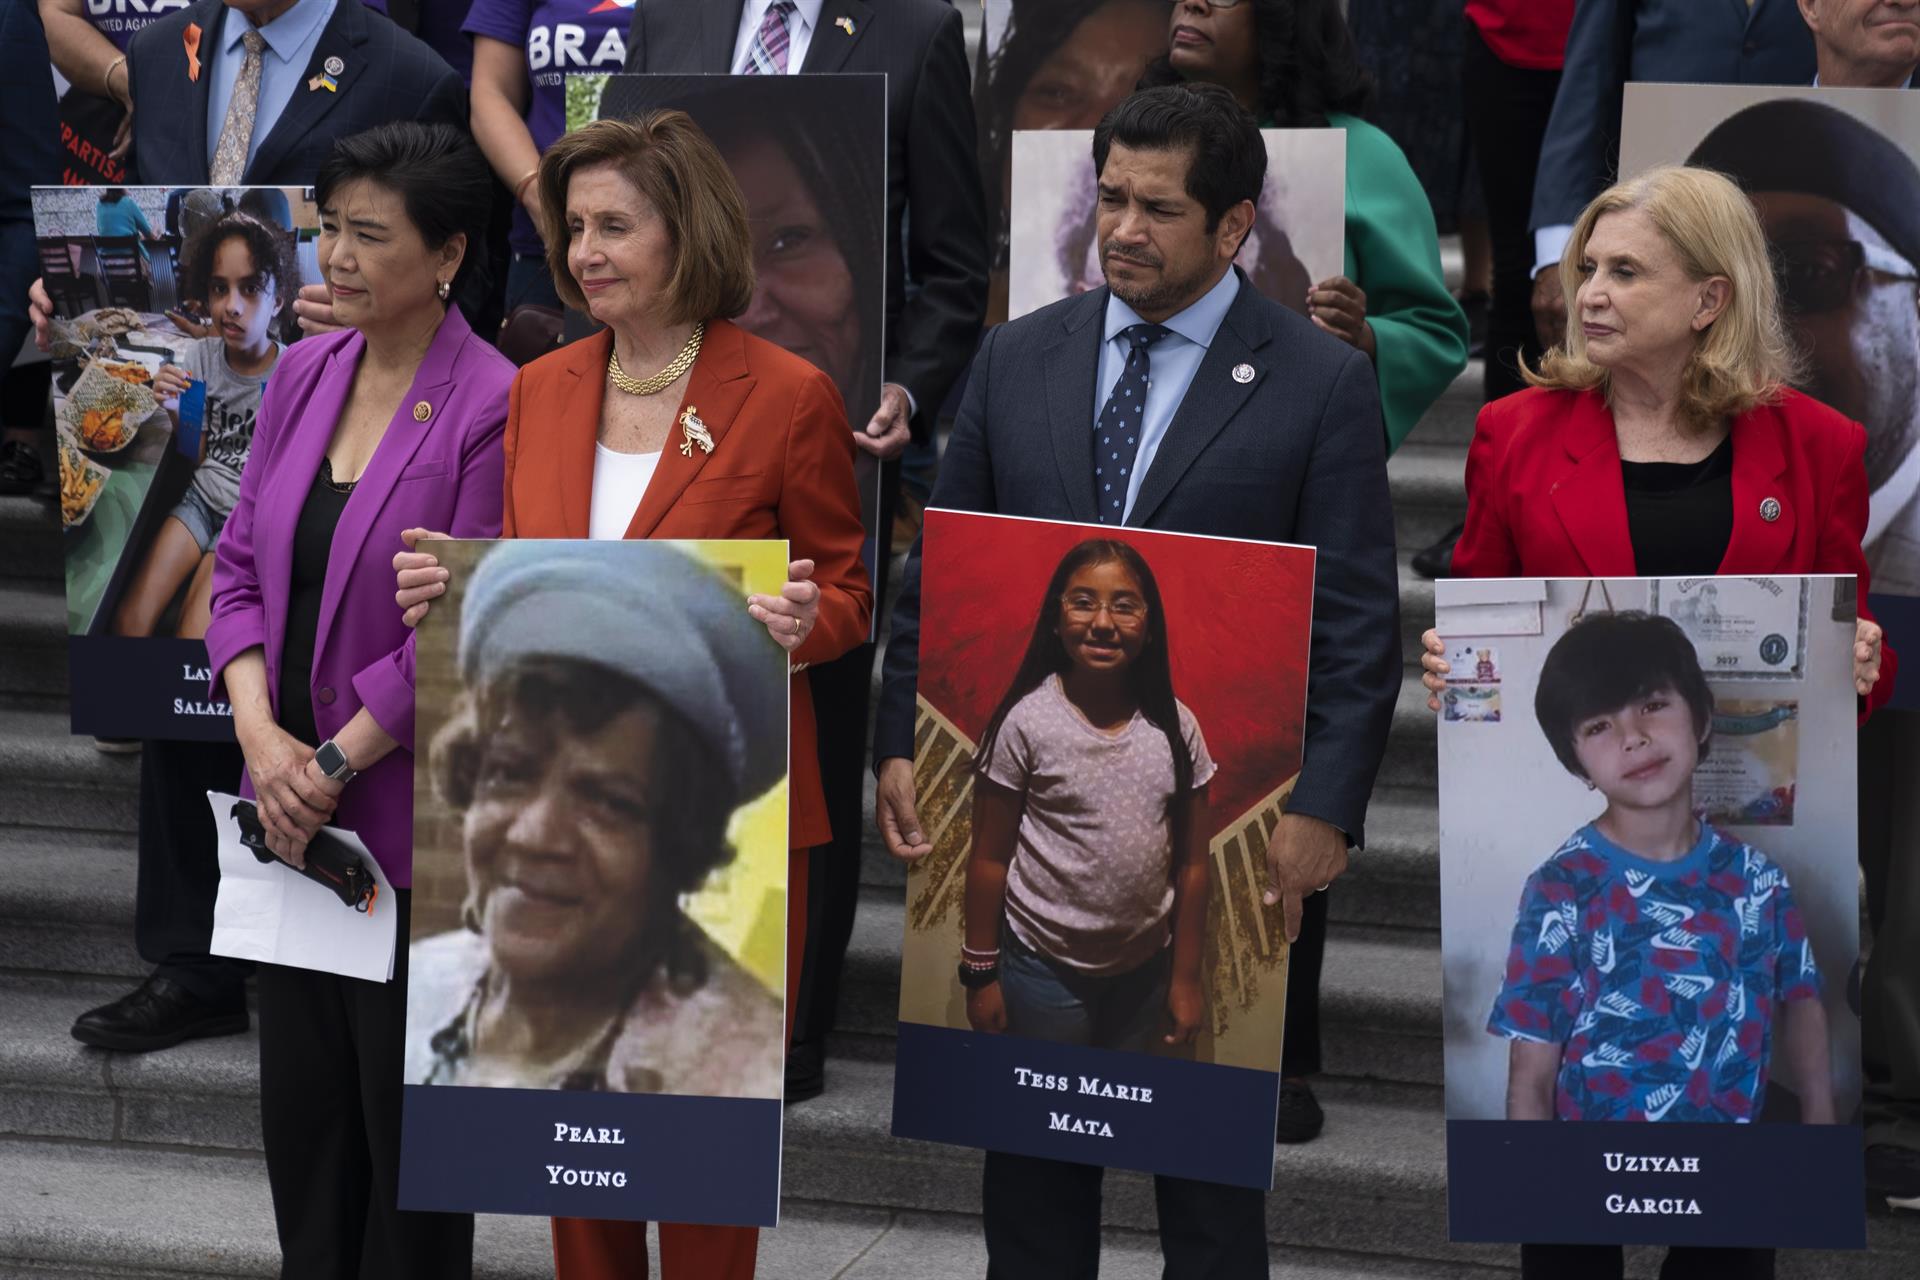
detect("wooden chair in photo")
[92,236,152,312]
[38,238,100,316]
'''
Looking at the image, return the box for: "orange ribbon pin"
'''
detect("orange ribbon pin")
[184,22,202,82]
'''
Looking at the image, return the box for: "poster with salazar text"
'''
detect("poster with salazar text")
[1437,575,1864,1248]
[892,510,1314,1189]
[35,184,319,740]
[398,538,791,1226]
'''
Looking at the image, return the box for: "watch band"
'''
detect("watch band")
[316,739,356,784]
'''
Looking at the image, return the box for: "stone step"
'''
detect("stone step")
[0,708,139,836]
[0,578,70,706]
[0,493,61,584]
[0,830,142,979]
[1400,364,1482,451]
[834,893,1442,1088]
[1386,443,1467,557]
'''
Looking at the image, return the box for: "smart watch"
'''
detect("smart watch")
[315,738,357,785]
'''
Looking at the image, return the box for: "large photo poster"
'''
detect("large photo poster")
[34,184,319,740]
[1621,83,1920,708]
[1437,576,1865,1248]
[892,510,1313,1189]
[567,72,889,611]
[1007,128,1346,321]
[398,539,792,1227]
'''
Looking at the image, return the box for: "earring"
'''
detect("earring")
[437,279,451,301]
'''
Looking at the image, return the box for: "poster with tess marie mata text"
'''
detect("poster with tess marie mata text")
[34,184,319,740]
[1437,575,1864,1247]
[398,539,791,1226]
[893,510,1313,1189]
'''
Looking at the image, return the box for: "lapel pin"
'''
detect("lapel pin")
[309,73,338,92]
[184,23,202,82]
[1759,496,1781,523]
[324,55,345,77]
[679,406,714,457]
[412,401,433,423]
[836,16,856,34]
[1231,363,1255,384]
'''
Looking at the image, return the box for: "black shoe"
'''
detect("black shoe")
[1867,1143,1920,1214]
[784,1040,826,1105]
[1412,522,1464,580]
[70,974,249,1053]
[1274,1077,1325,1144]
[0,438,44,496]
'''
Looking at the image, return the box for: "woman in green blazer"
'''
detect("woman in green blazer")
[1141,0,1468,453]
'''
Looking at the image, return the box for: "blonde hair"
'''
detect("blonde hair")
[536,114,755,324]
[1525,165,1801,432]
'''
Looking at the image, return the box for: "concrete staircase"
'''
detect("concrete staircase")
[2,365,1916,1278]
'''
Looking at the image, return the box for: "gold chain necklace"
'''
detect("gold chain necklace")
[606,322,704,396]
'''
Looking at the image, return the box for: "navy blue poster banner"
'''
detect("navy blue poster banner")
[1435,576,1868,1249]
[892,513,1316,1188]
[68,636,232,741]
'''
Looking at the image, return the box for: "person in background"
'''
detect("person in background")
[1412,0,1573,581]
[464,0,631,315]
[1139,0,1468,456]
[622,0,990,1105]
[94,188,159,266]
[206,121,510,1279]
[0,1,57,499]
[1802,0,1920,87]
[1136,0,1464,1143]
[874,82,1398,1277]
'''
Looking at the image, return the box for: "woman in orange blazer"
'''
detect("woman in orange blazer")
[395,115,870,1280]
[1424,164,1889,1280]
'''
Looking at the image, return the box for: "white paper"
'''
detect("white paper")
[208,791,397,983]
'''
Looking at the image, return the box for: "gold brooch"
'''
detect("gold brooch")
[678,406,714,457]
[412,401,432,422]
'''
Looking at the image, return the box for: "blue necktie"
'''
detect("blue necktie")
[1094,323,1168,523]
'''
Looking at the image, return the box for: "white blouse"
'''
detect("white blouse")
[588,442,662,541]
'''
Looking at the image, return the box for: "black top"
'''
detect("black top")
[1620,435,1734,578]
[278,457,354,748]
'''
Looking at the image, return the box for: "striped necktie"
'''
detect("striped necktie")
[210,29,269,185]
[743,0,796,75]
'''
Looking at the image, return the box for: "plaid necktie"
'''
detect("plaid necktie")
[210,29,269,185]
[742,0,796,75]
[1094,323,1168,523]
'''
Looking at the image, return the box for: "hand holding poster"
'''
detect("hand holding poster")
[398,539,791,1227]
[1437,576,1865,1248]
[892,510,1314,1189]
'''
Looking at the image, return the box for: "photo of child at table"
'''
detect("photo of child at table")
[1489,611,1835,1126]
[960,538,1215,1054]
[109,212,293,641]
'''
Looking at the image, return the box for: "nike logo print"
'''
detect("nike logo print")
[1651,928,1704,952]
[1597,991,1643,1019]
[1624,869,1656,898]
[1665,974,1714,1002]
[1644,1082,1684,1122]
[1643,900,1695,928]
[1582,1043,1637,1070]
[1678,1025,1707,1072]
[1714,1028,1741,1071]
[1592,929,1616,975]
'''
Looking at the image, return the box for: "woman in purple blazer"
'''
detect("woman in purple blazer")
[203,124,513,1280]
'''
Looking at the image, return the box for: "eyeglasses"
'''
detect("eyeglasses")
[1061,593,1149,626]
[1772,238,1919,315]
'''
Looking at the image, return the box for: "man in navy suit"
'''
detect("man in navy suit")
[872,83,1399,1275]
[123,0,464,186]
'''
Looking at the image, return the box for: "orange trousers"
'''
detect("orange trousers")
[550,846,807,1280]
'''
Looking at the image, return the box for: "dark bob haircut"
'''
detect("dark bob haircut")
[1093,84,1266,236]
[1533,612,1715,779]
[314,122,492,299]
[1137,0,1373,128]
[177,211,298,314]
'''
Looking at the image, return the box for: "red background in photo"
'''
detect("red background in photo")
[916,510,1315,828]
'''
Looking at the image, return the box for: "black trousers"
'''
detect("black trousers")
[257,890,473,1280]
[1279,884,1328,1078]
[1520,1245,1774,1279]
[789,458,900,1063]
[136,739,250,1004]
[982,1150,1267,1279]
[1461,19,1561,403]
[1861,709,1920,1134]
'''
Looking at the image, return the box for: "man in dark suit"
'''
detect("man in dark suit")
[1527,0,1814,350]
[624,0,990,1100]
[124,0,464,187]
[873,83,1399,1275]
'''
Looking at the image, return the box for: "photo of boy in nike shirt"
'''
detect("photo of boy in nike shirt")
[1488,611,1835,1125]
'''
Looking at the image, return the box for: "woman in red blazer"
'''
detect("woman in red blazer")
[394,115,870,1280]
[1424,165,1887,1280]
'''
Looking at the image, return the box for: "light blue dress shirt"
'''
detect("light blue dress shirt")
[206,0,337,176]
[1093,268,1241,522]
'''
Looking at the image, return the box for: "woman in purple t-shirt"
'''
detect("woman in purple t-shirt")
[464,0,632,313]
[962,538,1218,1054]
